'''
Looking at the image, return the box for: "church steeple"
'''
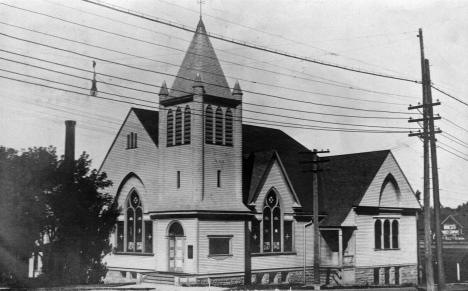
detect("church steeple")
[168,19,232,100]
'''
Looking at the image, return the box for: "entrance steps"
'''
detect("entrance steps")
[142,272,197,285]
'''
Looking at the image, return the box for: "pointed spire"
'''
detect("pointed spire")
[232,80,243,96]
[159,81,169,97]
[168,19,232,99]
[90,61,98,97]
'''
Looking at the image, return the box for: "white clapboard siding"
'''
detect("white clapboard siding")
[253,160,297,212]
[198,220,245,274]
[100,110,159,211]
[355,214,417,267]
[359,153,419,208]
[251,220,314,271]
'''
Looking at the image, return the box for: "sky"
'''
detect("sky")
[0,0,467,208]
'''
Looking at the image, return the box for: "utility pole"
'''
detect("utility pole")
[410,28,435,291]
[300,149,330,290]
[425,58,446,291]
[409,28,444,291]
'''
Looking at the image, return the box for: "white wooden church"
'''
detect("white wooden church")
[101,19,421,286]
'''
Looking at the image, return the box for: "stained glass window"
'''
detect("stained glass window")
[121,191,153,253]
[262,190,286,253]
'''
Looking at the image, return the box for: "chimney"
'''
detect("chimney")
[65,120,76,163]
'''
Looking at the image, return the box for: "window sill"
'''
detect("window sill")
[125,147,138,150]
[374,248,400,251]
[207,254,233,260]
[251,252,297,257]
[113,252,154,256]
[167,143,190,147]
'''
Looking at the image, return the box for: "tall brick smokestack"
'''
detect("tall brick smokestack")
[65,120,76,163]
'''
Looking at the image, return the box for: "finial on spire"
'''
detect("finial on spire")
[90,61,98,97]
[159,81,169,97]
[197,0,205,19]
[232,80,243,96]
[193,72,204,88]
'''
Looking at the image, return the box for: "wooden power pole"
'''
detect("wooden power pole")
[409,28,444,291]
[300,149,329,290]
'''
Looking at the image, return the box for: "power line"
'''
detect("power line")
[438,141,468,158]
[0,54,410,121]
[442,132,468,148]
[40,0,420,101]
[0,67,418,131]
[0,74,412,134]
[0,7,415,107]
[444,118,468,134]
[432,85,468,107]
[81,0,421,84]
[439,146,468,163]
[0,32,418,116]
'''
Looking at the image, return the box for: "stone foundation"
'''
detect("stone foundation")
[355,265,417,286]
[197,276,244,286]
[103,270,138,284]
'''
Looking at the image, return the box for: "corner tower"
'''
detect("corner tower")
[158,19,246,212]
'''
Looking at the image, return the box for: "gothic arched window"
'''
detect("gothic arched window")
[184,106,191,144]
[225,109,233,146]
[167,109,174,147]
[383,219,390,249]
[263,190,281,252]
[116,191,153,253]
[205,105,213,144]
[175,108,182,145]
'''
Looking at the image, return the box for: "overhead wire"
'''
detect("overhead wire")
[0,31,418,116]
[0,67,418,130]
[0,7,416,106]
[39,0,421,101]
[0,74,413,134]
[80,0,421,84]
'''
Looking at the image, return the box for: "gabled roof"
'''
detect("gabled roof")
[133,108,159,145]
[168,19,232,99]
[242,124,315,212]
[319,150,390,226]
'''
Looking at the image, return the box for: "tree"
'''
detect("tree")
[0,146,119,286]
[43,153,119,284]
[0,146,58,285]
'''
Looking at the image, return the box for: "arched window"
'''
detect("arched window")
[225,109,233,146]
[383,219,390,249]
[126,191,143,252]
[116,191,153,253]
[263,190,281,252]
[167,109,174,147]
[374,218,399,250]
[392,220,399,248]
[184,106,191,144]
[374,220,382,249]
[205,105,213,144]
[175,108,182,145]
[215,107,223,145]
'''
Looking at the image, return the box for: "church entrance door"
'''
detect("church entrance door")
[168,222,184,272]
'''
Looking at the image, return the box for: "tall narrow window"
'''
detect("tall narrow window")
[145,221,153,253]
[126,191,142,252]
[284,221,293,252]
[217,170,221,187]
[383,219,390,249]
[251,220,261,253]
[175,108,182,145]
[375,220,382,249]
[263,190,282,252]
[392,220,399,248]
[116,221,124,252]
[184,106,191,144]
[225,109,233,146]
[167,110,174,146]
[215,107,223,145]
[205,105,213,144]
[177,171,180,188]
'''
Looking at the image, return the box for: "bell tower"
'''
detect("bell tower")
[158,19,247,212]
